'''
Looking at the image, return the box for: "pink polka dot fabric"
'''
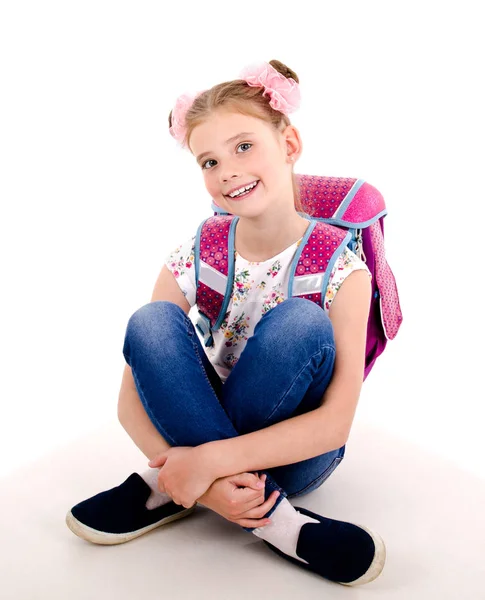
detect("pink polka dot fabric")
[369,221,402,339]
[295,175,356,219]
[199,215,232,274]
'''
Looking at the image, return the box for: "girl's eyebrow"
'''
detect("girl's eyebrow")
[196,132,255,163]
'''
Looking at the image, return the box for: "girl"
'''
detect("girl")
[66,60,386,587]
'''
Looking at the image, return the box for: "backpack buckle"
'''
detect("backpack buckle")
[196,311,214,348]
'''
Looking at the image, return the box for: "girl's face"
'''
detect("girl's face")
[189,109,297,215]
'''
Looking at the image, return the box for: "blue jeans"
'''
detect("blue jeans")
[122,298,346,533]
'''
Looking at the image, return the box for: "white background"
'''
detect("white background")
[1,1,483,480]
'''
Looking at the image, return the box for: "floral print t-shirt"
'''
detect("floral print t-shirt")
[165,233,371,383]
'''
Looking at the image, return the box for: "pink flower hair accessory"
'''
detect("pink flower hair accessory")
[169,91,204,148]
[239,62,301,115]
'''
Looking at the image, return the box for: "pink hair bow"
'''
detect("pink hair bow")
[169,61,301,148]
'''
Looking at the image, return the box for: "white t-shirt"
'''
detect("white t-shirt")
[165,233,371,383]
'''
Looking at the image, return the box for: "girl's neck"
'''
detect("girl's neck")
[235,213,311,263]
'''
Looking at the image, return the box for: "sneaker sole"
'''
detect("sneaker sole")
[65,504,196,545]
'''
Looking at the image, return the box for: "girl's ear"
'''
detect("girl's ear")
[283,124,302,162]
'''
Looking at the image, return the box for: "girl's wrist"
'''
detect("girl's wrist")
[195,440,226,480]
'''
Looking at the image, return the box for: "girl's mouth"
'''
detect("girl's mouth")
[226,180,259,201]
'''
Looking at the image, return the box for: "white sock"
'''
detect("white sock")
[139,468,173,509]
[252,497,320,564]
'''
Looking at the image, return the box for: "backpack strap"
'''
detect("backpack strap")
[194,214,237,347]
[288,220,351,306]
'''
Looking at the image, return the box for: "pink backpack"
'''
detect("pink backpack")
[194,175,403,380]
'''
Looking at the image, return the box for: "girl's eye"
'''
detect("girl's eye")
[238,142,252,153]
[201,142,252,170]
[202,159,217,170]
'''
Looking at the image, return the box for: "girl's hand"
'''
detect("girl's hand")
[198,472,280,528]
[148,447,216,509]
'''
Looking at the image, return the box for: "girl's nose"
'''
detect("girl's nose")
[221,170,242,184]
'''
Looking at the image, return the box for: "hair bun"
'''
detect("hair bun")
[268,60,299,84]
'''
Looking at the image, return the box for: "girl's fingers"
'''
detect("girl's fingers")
[244,472,267,492]
[237,487,266,508]
[238,490,280,519]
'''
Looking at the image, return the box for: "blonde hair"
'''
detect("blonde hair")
[168,60,310,217]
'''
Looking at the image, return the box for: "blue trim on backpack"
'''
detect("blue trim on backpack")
[320,231,352,308]
[333,179,365,219]
[314,209,387,229]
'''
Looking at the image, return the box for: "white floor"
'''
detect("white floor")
[1,419,484,600]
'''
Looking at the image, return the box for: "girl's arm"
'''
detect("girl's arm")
[198,269,372,479]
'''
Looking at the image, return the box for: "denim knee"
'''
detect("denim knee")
[261,297,335,349]
[123,301,184,360]
[126,300,183,331]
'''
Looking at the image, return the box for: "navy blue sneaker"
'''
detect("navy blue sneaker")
[66,473,196,545]
[262,506,386,586]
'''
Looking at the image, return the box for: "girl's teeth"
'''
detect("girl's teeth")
[231,182,257,198]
